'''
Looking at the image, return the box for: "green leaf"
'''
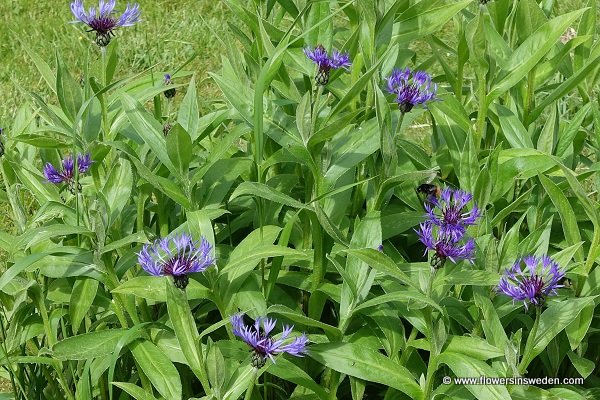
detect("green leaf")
[495,104,534,148]
[268,357,328,400]
[538,173,583,262]
[393,1,471,44]
[166,124,193,175]
[53,329,128,360]
[527,297,596,363]
[0,253,48,292]
[566,351,595,379]
[555,104,590,157]
[309,342,423,400]
[566,302,594,350]
[343,249,418,290]
[166,280,207,387]
[102,159,133,228]
[129,339,182,400]
[438,352,511,400]
[20,40,56,93]
[177,76,200,140]
[528,52,600,124]
[229,181,308,209]
[120,93,180,178]
[488,9,587,102]
[112,276,211,302]
[266,304,341,340]
[69,277,99,334]
[56,55,83,122]
[354,290,442,314]
[441,270,501,286]
[111,383,158,400]
[443,336,504,360]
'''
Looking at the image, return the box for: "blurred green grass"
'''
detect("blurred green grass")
[0,0,230,123]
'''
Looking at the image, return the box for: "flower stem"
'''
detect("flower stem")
[100,46,109,141]
[474,72,487,151]
[518,306,541,375]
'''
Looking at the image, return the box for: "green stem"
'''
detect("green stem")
[100,46,109,141]
[474,72,487,151]
[136,192,146,233]
[518,307,541,375]
[423,309,438,400]
[400,327,419,365]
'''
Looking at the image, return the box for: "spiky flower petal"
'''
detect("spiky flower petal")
[416,223,475,268]
[386,67,437,113]
[43,153,92,193]
[304,45,351,85]
[497,255,565,310]
[424,187,481,242]
[70,0,140,47]
[231,313,308,368]
[137,233,214,289]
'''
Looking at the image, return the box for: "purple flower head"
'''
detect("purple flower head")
[386,67,437,113]
[137,233,214,289]
[304,44,351,85]
[416,222,475,268]
[377,244,384,252]
[43,153,92,193]
[497,255,565,310]
[424,187,481,243]
[231,313,308,368]
[77,153,92,173]
[70,0,141,47]
[163,73,176,99]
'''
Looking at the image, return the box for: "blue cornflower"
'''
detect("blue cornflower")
[424,187,481,243]
[304,45,351,85]
[43,153,92,193]
[70,0,141,47]
[137,233,214,289]
[231,313,308,369]
[416,223,475,269]
[164,74,176,99]
[386,67,437,113]
[497,255,565,310]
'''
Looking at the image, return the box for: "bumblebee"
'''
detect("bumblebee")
[416,183,441,201]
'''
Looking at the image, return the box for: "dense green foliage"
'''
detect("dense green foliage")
[1,0,600,399]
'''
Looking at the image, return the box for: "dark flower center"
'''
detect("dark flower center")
[523,274,545,304]
[442,205,461,225]
[163,255,193,276]
[88,17,118,35]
